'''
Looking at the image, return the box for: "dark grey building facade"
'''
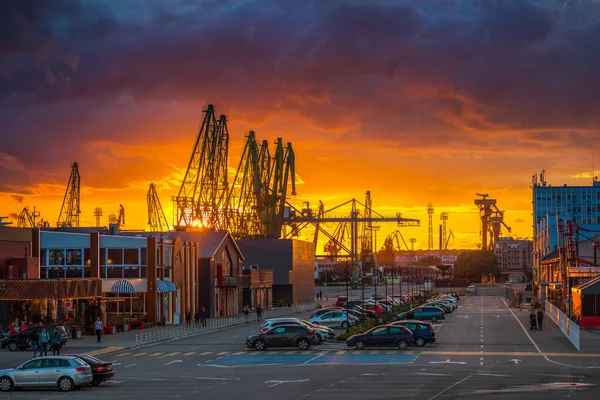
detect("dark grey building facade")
[237,239,315,304]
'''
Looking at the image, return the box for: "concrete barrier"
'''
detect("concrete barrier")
[546,302,580,351]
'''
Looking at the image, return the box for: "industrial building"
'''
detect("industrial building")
[532,170,600,307]
[237,239,315,305]
[493,237,533,280]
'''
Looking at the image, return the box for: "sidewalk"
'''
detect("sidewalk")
[513,306,577,353]
[65,302,322,357]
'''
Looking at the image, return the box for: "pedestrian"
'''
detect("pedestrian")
[95,317,103,343]
[537,309,544,331]
[29,328,39,357]
[243,305,250,321]
[19,321,27,333]
[186,310,192,327]
[256,304,263,322]
[319,290,323,300]
[194,310,200,326]
[39,328,50,357]
[201,307,207,327]
[9,322,17,336]
[529,312,537,331]
[51,330,62,356]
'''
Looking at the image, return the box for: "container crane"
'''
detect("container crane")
[147,184,170,232]
[57,162,81,228]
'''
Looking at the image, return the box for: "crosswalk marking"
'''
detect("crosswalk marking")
[115,352,131,357]
[233,352,245,355]
[335,351,346,355]
[159,352,180,358]
[200,352,213,355]
[216,352,229,355]
[386,351,396,355]
[183,352,196,356]
[133,352,147,357]
[149,352,163,357]
[370,351,380,354]
[284,351,295,355]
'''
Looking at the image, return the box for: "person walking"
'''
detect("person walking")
[194,310,200,326]
[529,312,537,331]
[186,310,192,327]
[256,304,263,322]
[39,328,50,357]
[201,307,207,327]
[243,305,250,321]
[19,321,27,334]
[537,309,545,331]
[9,322,17,336]
[51,331,62,356]
[95,317,103,343]
[29,328,39,358]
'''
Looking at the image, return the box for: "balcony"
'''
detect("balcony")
[247,270,274,287]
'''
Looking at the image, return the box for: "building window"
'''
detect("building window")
[66,267,83,278]
[84,248,91,265]
[100,249,107,265]
[49,249,65,266]
[107,267,123,279]
[107,249,123,265]
[65,249,82,266]
[41,249,48,266]
[124,249,139,265]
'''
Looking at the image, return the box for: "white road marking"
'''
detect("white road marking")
[213,341,222,344]
[304,354,323,364]
[180,376,240,381]
[412,373,451,376]
[477,373,512,377]
[429,359,466,365]
[509,359,521,364]
[265,379,310,388]
[113,363,122,366]
[541,374,585,378]
[165,360,183,366]
[124,363,137,368]
[361,373,385,376]
[427,375,472,400]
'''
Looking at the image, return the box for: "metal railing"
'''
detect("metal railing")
[546,301,580,351]
[134,302,316,347]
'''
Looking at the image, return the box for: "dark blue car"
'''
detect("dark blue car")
[389,320,436,347]
[346,325,413,350]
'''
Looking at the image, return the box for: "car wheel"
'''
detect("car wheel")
[7,342,17,352]
[415,337,426,347]
[431,316,438,323]
[254,340,267,351]
[0,376,13,392]
[297,339,310,350]
[341,321,348,329]
[354,340,365,350]
[397,340,409,350]
[58,377,75,392]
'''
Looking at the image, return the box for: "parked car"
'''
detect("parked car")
[309,307,344,319]
[5,325,68,352]
[0,356,92,392]
[335,296,349,307]
[397,306,446,323]
[246,324,317,351]
[349,305,378,319]
[346,325,413,350]
[310,310,356,329]
[389,320,436,347]
[426,302,453,313]
[443,291,460,300]
[0,327,10,349]
[261,318,334,343]
[467,285,477,294]
[300,320,336,342]
[64,354,114,386]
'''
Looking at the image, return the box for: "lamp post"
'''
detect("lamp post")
[345,261,350,334]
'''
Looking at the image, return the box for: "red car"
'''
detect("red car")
[364,303,383,317]
[336,296,349,307]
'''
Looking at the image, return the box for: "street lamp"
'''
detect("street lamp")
[345,261,350,334]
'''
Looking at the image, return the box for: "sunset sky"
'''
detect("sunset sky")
[2,0,600,250]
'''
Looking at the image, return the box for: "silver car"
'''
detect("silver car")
[310,310,356,329]
[0,356,93,392]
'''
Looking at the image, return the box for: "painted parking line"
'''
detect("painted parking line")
[203,353,419,366]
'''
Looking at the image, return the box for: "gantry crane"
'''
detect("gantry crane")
[57,162,81,228]
[17,207,39,228]
[474,193,496,250]
[108,205,125,226]
[173,105,229,231]
[444,230,455,251]
[147,184,170,232]
[489,209,511,249]
[283,193,420,287]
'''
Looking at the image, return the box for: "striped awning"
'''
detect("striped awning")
[156,279,169,293]
[163,280,177,292]
[111,280,135,294]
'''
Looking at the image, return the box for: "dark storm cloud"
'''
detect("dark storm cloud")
[2,0,600,177]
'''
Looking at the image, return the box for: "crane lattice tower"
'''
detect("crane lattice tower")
[57,162,81,228]
[440,212,448,251]
[427,203,434,250]
[94,207,103,227]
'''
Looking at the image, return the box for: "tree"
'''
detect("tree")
[454,250,499,281]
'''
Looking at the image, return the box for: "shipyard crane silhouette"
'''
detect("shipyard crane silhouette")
[56,162,81,228]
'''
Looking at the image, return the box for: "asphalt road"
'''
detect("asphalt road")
[3,294,600,399]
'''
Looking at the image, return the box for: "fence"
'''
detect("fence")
[134,302,316,347]
[546,302,580,351]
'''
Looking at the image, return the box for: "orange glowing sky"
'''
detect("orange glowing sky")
[2,1,600,250]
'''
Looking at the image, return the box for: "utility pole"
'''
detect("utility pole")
[427,203,434,250]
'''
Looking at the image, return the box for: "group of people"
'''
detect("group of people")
[186,308,208,327]
[27,327,63,357]
[242,304,263,321]
[530,308,545,331]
